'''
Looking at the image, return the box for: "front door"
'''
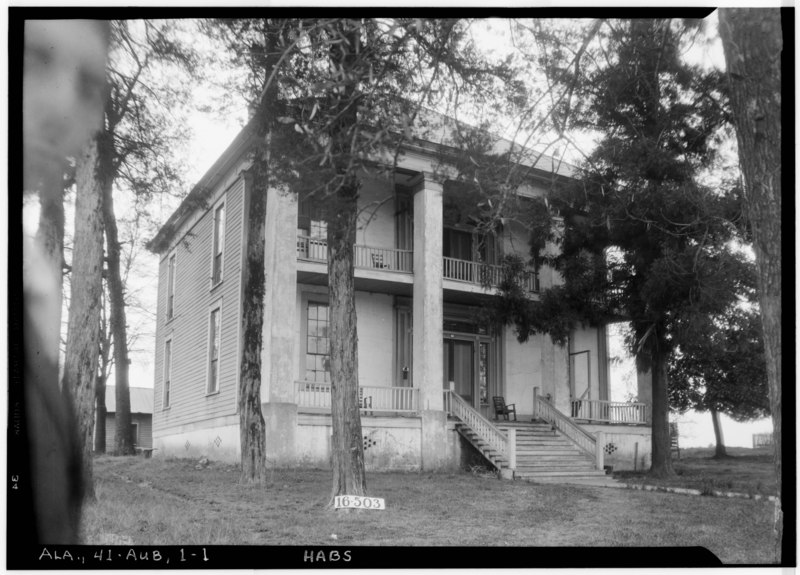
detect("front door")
[444,336,494,417]
[569,350,591,417]
[444,338,474,405]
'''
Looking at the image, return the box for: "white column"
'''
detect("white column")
[261,186,298,465]
[261,187,298,402]
[411,174,447,471]
[412,175,443,412]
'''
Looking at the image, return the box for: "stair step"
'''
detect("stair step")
[517,450,584,456]
[516,463,594,469]
[516,456,591,462]
[515,470,608,477]
[516,443,582,449]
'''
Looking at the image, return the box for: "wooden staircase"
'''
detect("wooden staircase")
[454,421,510,471]
[496,421,615,484]
[447,390,617,486]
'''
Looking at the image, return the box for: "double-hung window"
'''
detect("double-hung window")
[305,301,331,383]
[207,306,221,393]
[212,203,225,285]
[167,253,176,320]
[163,338,172,408]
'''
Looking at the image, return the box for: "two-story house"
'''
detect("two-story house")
[147,111,654,480]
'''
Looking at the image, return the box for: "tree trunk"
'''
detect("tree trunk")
[327,186,367,504]
[34,169,65,376]
[710,408,728,459]
[61,135,106,499]
[100,131,135,456]
[327,19,367,506]
[95,292,112,454]
[94,375,107,453]
[23,170,83,543]
[648,340,675,477]
[238,166,268,483]
[718,8,783,561]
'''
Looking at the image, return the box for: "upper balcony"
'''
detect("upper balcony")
[296,234,539,296]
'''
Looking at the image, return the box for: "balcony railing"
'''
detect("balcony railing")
[570,399,650,425]
[295,381,419,413]
[443,257,539,292]
[296,236,539,291]
[297,235,413,273]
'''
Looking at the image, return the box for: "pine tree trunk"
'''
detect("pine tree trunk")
[34,169,65,373]
[328,186,367,504]
[238,166,267,483]
[100,131,135,456]
[718,8,783,561]
[94,375,107,453]
[95,303,111,454]
[648,341,675,477]
[710,408,728,459]
[62,136,106,499]
[327,19,367,506]
[23,169,83,542]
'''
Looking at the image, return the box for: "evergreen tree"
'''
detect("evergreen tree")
[481,18,747,478]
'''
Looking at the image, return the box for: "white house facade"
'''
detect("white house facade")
[147,114,653,480]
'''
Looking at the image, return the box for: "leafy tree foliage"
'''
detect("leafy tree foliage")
[669,304,769,456]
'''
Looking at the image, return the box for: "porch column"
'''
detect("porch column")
[261,186,298,465]
[412,173,446,470]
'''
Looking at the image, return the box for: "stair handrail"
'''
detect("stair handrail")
[533,392,597,459]
[445,390,508,457]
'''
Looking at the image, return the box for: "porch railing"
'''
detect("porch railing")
[571,399,650,425]
[442,257,539,292]
[444,389,510,464]
[295,381,419,413]
[296,235,413,273]
[532,389,597,462]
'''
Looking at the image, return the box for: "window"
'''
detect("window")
[130,423,139,447]
[163,338,172,408]
[212,203,225,285]
[207,307,221,393]
[305,301,330,383]
[297,199,328,260]
[167,253,176,319]
[309,219,327,239]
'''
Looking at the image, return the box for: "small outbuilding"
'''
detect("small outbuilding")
[99,386,154,452]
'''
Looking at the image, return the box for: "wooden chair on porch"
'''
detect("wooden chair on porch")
[359,388,373,416]
[493,396,517,421]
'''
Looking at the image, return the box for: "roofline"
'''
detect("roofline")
[146,112,578,254]
[146,116,260,255]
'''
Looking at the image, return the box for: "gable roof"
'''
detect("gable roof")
[105,386,154,415]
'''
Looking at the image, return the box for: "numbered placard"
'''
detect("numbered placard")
[334,495,385,510]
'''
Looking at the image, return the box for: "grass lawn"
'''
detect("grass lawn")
[81,455,778,565]
[613,446,778,497]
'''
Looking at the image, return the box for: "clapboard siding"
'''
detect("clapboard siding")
[154,177,245,432]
